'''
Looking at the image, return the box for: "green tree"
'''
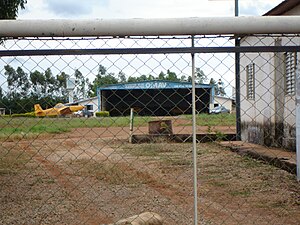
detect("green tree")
[180,75,186,82]
[2,65,71,113]
[139,75,147,81]
[129,74,147,82]
[3,65,37,113]
[90,65,118,96]
[101,73,118,85]
[16,67,30,96]
[31,68,67,98]
[74,69,86,100]
[0,0,27,44]
[5,65,30,97]
[98,65,106,76]
[118,71,127,83]
[30,70,46,96]
[85,78,93,97]
[0,86,3,99]
[0,0,27,19]
[158,71,166,80]
[127,76,138,83]
[44,68,57,95]
[147,74,155,80]
[4,65,17,93]
[195,68,207,84]
[56,71,69,97]
[166,69,179,81]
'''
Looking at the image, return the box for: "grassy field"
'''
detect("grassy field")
[0,113,236,140]
[184,113,236,126]
[0,116,149,138]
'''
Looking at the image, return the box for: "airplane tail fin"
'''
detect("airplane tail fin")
[34,104,43,116]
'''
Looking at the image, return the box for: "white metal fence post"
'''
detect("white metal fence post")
[129,108,134,143]
[1,17,300,37]
[296,65,300,181]
[191,35,198,225]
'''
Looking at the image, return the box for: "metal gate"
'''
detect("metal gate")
[0,18,300,225]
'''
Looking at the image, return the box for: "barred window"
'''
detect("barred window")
[86,104,93,110]
[285,52,297,96]
[246,63,255,100]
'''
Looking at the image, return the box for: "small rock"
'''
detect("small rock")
[108,212,163,225]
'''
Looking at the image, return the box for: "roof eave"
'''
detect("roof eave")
[264,0,300,16]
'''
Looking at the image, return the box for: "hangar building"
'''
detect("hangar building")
[97,80,214,116]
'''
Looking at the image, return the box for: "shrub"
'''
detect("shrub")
[25,112,36,117]
[96,111,110,117]
[0,115,11,118]
[11,112,36,118]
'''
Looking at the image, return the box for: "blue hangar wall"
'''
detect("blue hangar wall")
[97,80,214,116]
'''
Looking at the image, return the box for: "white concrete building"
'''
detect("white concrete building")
[240,0,300,150]
[75,97,98,117]
[214,96,234,113]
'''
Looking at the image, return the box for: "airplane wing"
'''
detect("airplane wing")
[59,103,85,112]
[58,107,73,115]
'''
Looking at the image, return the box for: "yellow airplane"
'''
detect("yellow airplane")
[34,103,84,117]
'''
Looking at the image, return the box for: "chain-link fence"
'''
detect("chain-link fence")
[0,20,300,225]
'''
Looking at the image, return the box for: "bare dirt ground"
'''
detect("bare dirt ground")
[0,126,299,225]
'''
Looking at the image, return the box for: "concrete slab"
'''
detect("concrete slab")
[219,141,296,174]
[131,133,237,144]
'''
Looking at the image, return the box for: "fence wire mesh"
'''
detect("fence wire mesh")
[0,34,299,225]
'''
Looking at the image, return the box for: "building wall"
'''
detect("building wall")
[97,81,213,116]
[214,96,233,113]
[276,37,299,150]
[76,97,98,117]
[275,5,300,150]
[284,4,300,15]
[100,88,212,116]
[240,32,300,150]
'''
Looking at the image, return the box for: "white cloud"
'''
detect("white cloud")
[239,0,283,16]
[13,0,286,98]
[19,0,108,19]
[18,0,285,20]
[45,0,93,17]
[103,0,233,18]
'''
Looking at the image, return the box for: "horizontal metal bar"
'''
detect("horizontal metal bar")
[1,46,300,57]
[0,17,300,37]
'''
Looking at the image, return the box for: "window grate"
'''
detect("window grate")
[246,63,255,100]
[285,52,297,96]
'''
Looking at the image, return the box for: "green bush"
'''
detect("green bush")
[25,112,36,117]
[0,115,11,118]
[95,111,110,117]
[11,112,36,118]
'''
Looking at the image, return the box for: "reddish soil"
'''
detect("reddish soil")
[1,126,299,225]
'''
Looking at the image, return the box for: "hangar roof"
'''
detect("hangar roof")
[98,80,212,90]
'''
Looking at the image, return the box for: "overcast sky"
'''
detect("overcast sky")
[18,0,284,19]
[5,0,285,99]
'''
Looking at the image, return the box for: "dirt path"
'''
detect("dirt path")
[30,153,111,225]
[1,126,299,225]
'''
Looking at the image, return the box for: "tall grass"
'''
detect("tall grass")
[184,113,236,126]
[0,147,30,175]
[0,113,235,140]
[0,116,152,140]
